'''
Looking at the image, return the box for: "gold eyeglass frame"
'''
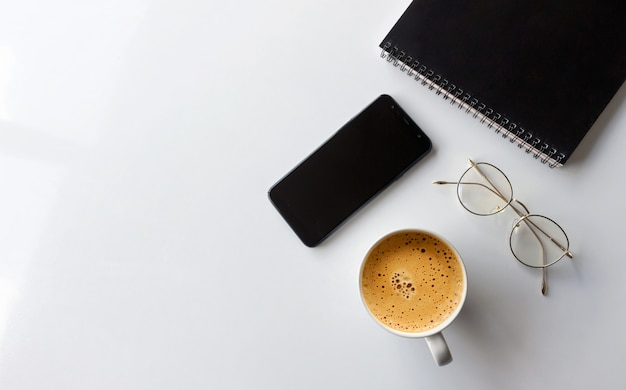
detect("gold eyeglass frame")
[434,159,573,295]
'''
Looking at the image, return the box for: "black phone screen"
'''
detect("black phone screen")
[268,94,432,247]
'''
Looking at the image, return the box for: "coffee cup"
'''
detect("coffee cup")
[359,229,467,366]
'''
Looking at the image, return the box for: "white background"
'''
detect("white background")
[1,1,625,389]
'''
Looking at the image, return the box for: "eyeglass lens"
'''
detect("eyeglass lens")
[510,215,570,268]
[457,163,513,216]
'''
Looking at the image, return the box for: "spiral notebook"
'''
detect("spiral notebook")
[380,1,626,167]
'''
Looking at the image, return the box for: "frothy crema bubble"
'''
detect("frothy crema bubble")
[360,231,465,333]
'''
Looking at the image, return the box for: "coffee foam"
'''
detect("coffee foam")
[361,231,465,333]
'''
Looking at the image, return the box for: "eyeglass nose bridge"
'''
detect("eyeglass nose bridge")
[509,198,530,216]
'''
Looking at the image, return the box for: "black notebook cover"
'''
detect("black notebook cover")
[380,1,626,167]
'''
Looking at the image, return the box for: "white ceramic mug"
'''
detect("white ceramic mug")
[359,229,468,366]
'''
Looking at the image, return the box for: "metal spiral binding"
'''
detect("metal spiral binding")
[381,42,565,168]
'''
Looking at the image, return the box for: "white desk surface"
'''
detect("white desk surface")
[1,1,625,389]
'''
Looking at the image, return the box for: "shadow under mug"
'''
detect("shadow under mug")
[359,229,468,366]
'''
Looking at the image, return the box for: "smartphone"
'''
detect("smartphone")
[268,94,432,247]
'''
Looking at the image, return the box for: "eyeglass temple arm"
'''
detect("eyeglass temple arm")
[434,160,512,204]
[433,180,510,206]
[512,207,574,259]
[513,203,550,295]
[434,180,532,221]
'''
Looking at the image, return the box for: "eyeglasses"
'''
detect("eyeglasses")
[434,159,573,295]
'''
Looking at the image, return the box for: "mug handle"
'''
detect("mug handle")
[425,332,453,366]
